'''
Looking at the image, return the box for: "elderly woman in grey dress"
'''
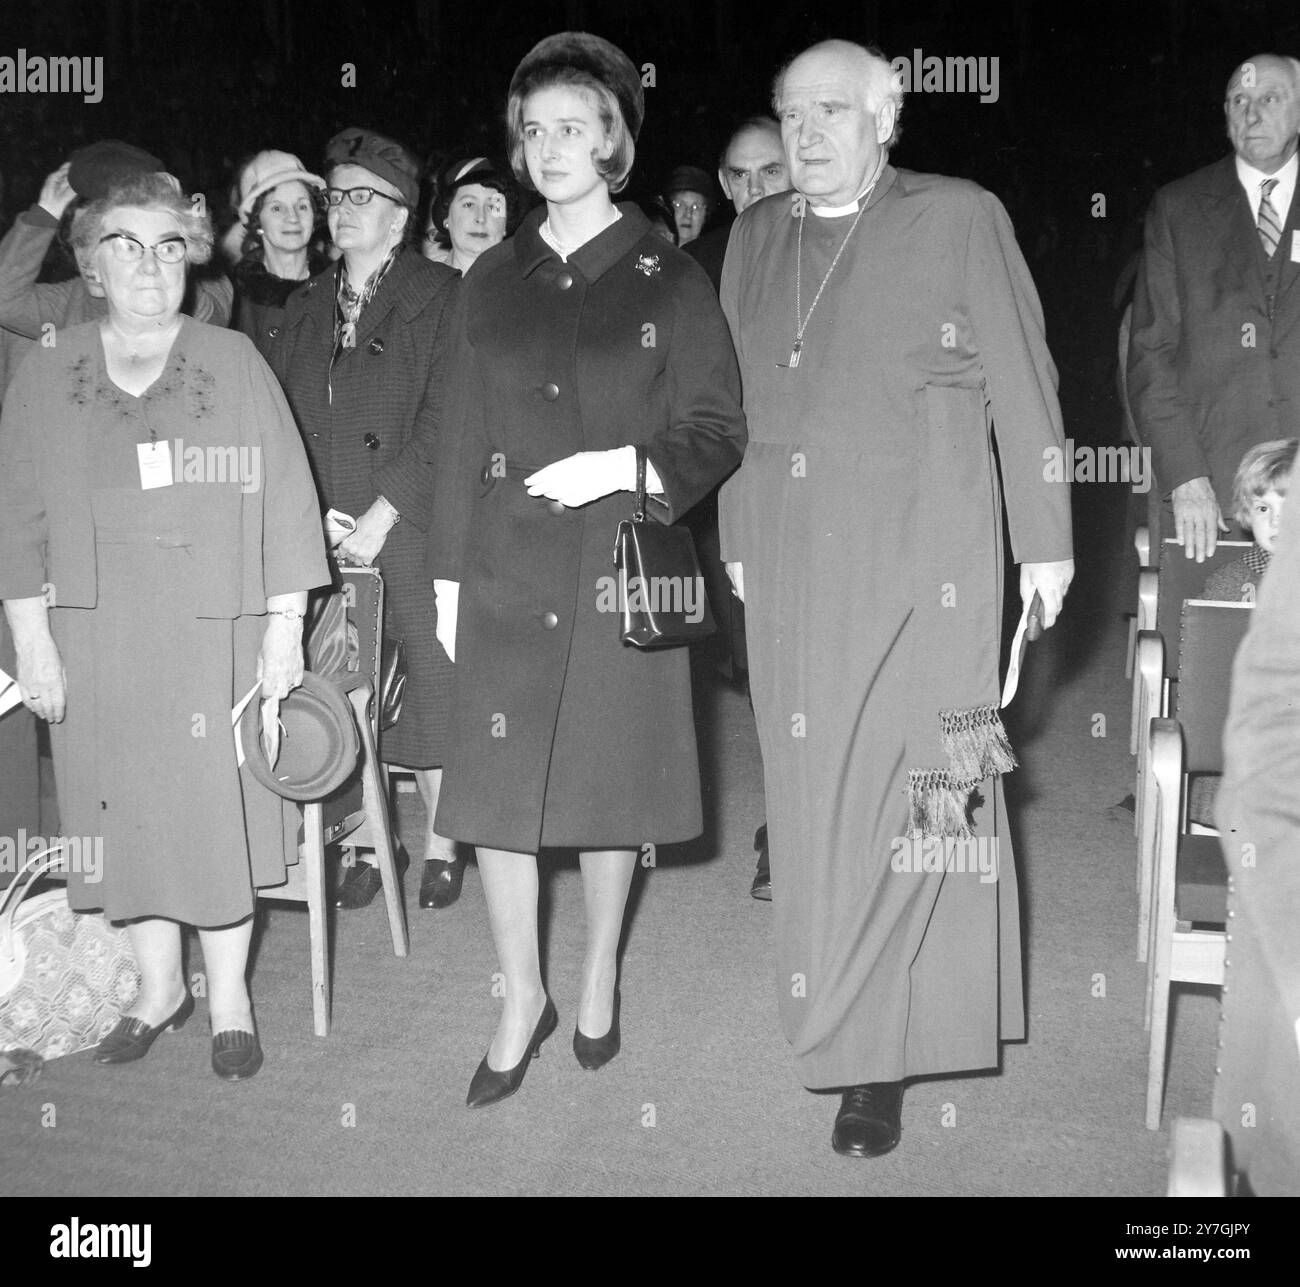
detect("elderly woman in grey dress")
[0,173,329,1080]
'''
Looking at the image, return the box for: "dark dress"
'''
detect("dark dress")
[270,250,459,769]
[0,320,330,927]
[427,205,747,854]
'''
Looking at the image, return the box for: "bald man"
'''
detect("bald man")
[719,39,1072,1158]
[1129,54,1300,561]
[684,118,789,291]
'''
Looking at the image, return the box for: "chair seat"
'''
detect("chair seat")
[1175,834,1228,924]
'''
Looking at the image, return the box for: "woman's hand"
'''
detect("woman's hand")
[338,497,398,566]
[525,448,636,508]
[38,162,75,221]
[16,633,67,723]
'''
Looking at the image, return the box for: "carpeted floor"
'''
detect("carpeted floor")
[2,483,1216,1196]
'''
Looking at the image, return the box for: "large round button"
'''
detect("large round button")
[268,326,281,339]
[541,611,559,629]
[364,433,380,450]
[542,382,560,400]
[368,338,385,354]
[547,499,565,516]
[556,271,574,290]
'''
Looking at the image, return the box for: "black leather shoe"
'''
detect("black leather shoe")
[750,823,771,900]
[211,1027,264,1081]
[573,989,621,1070]
[419,853,464,909]
[466,997,558,1108]
[94,990,195,1064]
[334,846,407,910]
[832,1081,904,1158]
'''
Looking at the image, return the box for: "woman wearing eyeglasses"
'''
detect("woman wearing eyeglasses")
[269,129,465,912]
[0,172,331,1079]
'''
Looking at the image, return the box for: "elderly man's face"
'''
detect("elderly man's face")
[1225,56,1300,174]
[719,126,789,215]
[776,47,893,207]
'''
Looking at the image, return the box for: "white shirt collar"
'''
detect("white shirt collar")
[807,164,886,218]
[1235,150,1299,225]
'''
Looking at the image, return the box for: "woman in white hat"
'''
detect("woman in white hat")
[228,151,328,357]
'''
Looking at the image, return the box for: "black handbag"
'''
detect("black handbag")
[612,446,716,648]
[379,636,407,730]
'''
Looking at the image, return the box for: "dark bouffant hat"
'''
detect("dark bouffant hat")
[67,140,164,200]
[509,31,645,141]
[324,127,421,208]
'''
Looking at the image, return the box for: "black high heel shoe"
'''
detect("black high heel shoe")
[466,997,558,1108]
[573,988,621,1070]
[94,990,195,1064]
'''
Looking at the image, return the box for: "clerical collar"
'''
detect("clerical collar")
[809,162,887,217]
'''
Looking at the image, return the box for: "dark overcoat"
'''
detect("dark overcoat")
[269,248,459,767]
[427,204,746,853]
[1128,155,1300,520]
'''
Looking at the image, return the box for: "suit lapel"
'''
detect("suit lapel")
[1196,157,1262,301]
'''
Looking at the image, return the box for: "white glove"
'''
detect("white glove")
[525,446,661,508]
[434,579,459,663]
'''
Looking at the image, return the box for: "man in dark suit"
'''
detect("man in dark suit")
[1129,54,1300,561]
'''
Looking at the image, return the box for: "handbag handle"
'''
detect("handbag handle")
[632,444,648,524]
[0,845,67,958]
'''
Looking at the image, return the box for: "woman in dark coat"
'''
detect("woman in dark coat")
[428,33,746,1106]
[269,128,462,910]
[227,150,330,359]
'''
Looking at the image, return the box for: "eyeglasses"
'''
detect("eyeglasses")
[325,186,405,208]
[98,233,188,264]
[671,199,708,216]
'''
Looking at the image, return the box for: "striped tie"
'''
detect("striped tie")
[1258,178,1282,258]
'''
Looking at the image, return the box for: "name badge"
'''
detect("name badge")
[1291,230,1300,262]
[137,440,173,490]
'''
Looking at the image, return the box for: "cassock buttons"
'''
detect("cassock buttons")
[541,611,559,629]
[556,272,574,290]
[547,500,565,516]
[365,433,380,450]
[542,382,560,400]
[368,338,384,354]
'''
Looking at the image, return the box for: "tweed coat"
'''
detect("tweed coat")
[269,248,458,767]
[426,204,747,854]
[1128,156,1300,520]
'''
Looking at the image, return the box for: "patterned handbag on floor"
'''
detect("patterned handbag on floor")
[0,848,140,1061]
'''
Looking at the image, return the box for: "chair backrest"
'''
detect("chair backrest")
[1175,600,1254,774]
[1156,538,1253,676]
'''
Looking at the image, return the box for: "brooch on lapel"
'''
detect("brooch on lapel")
[636,253,661,278]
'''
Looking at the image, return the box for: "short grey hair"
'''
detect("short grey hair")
[771,41,906,149]
[70,172,214,272]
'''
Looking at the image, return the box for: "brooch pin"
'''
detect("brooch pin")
[636,253,661,277]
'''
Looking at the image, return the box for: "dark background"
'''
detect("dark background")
[4,0,1300,439]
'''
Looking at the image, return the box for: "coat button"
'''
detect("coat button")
[556,271,574,290]
[547,499,565,516]
[307,279,317,290]
[365,433,380,449]
[542,382,559,400]
[368,338,384,354]
[268,326,280,339]
[311,432,320,439]
[541,611,559,629]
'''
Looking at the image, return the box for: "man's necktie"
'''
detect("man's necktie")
[1258,177,1282,258]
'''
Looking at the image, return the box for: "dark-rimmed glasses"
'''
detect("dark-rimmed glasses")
[325,186,405,208]
[98,233,188,264]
